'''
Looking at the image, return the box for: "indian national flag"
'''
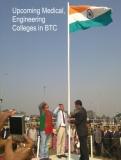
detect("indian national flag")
[69,5,112,32]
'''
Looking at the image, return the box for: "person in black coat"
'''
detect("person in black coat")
[70,100,89,160]
[102,126,112,157]
[111,126,120,160]
[118,126,121,137]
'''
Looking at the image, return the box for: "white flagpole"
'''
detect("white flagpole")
[67,2,71,159]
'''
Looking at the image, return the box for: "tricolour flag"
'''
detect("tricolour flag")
[69,5,112,32]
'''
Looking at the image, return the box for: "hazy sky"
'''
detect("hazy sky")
[0,0,121,116]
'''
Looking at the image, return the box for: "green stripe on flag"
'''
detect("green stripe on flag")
[70,10,112,32]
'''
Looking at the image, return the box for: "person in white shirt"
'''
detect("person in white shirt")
[53,104,68,159]
[28,124,37,143]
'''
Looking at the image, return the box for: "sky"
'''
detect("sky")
[0,0,121,116]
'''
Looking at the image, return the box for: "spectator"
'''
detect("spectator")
[111,126,120,160]
[118,126,121,137]
[28,124,37,143]
[28,123,37,154]
[102,126,112,158]
[93,125,102,156]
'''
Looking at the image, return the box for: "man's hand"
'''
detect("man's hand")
[0,110,16,131]
[0,139,7,147]
[4,136,33,160]
[68,117,75,123]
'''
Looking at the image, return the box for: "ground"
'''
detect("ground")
[50,154,110,160]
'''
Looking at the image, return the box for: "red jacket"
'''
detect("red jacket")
[45,110,53,134]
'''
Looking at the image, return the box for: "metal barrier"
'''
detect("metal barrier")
[89,135,121,159]
[90,135,93,159]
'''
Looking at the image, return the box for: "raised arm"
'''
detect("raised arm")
[53,106,60,115]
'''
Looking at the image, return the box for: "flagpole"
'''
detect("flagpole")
[67,2,71,159]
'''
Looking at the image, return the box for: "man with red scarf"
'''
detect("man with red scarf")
[39,102,53,160]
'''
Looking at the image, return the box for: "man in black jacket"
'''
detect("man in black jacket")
[111,126,120,160]
[71,100,89,160]
[102,126,112,158]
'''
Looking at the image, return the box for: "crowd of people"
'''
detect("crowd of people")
[0,100,121,160]
[70,123,121,160]
[93,124,121,159]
